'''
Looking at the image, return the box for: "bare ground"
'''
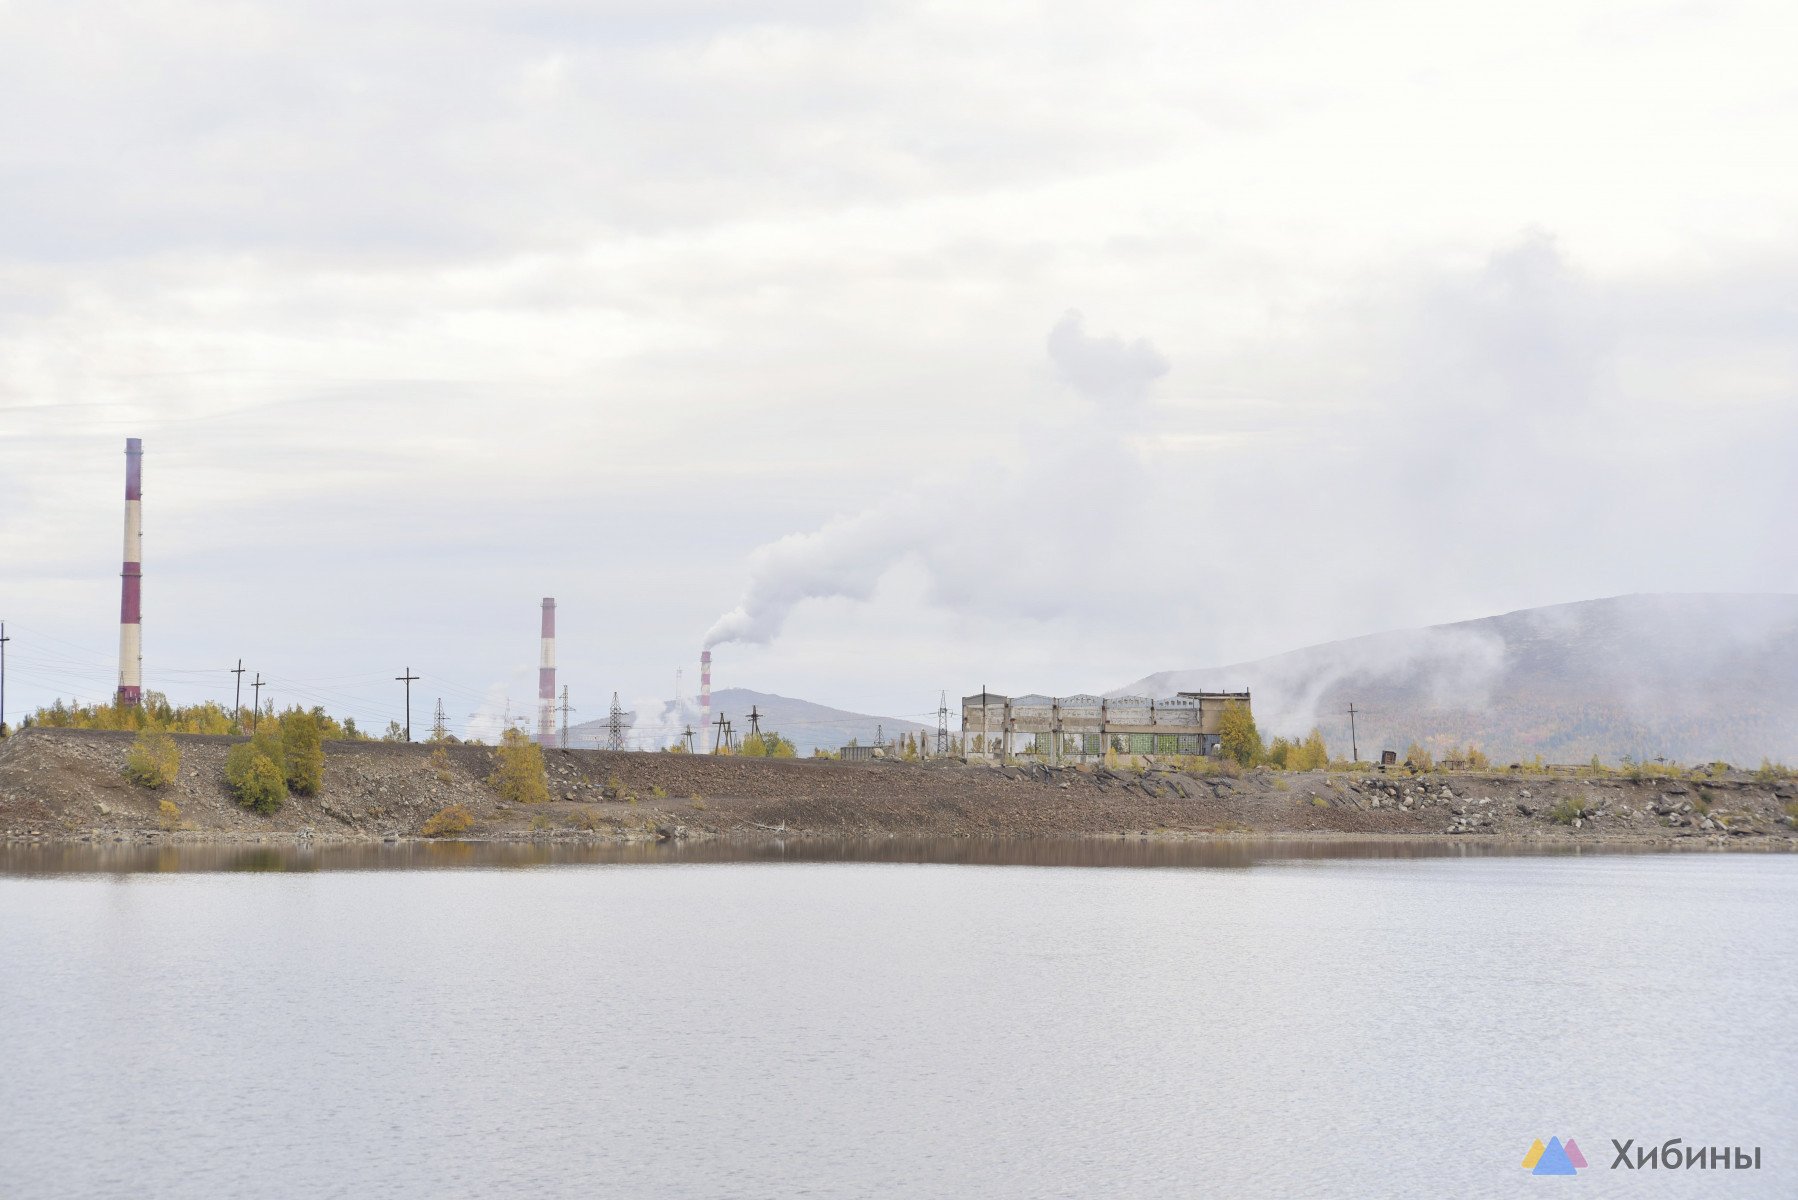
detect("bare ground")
[2,727,1795,850]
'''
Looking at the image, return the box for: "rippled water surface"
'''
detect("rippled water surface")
[1,842,1793,1198]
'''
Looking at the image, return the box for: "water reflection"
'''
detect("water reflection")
[0,835,1671,877]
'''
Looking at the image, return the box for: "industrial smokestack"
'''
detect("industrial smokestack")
[699,649,712,750]
[117,437,143,707]
[538,598,556,747]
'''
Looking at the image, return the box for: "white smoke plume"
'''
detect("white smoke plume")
[703,310,1163,649]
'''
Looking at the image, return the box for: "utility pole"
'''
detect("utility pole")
[747,704,762,739]
[249,673,264,732]
[396,666,419,741]
[682,725,696,754]
[558,685,573,750]
[937,690,950,757]
[1347,703,1360,764]
[231,659,246,733]
[713,712,734,754]
[876,723,884,751]
[0,623,11,736]
[431,698,447,743]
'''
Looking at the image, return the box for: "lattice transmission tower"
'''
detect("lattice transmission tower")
[606,691,626,751]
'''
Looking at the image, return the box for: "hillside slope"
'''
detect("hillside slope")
[568,687,929,755]
[1117,594,1798,764]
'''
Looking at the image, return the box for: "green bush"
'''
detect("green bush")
[280,709,325,796]
[421,803,474,837]
[489,728,549,804]
[1549,798,1583,826]
[123,729,181,789]
[226,731,287,815]
[1756,758,1792,782]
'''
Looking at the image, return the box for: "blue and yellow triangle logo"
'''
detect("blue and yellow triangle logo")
[1522,1136,1583,1175]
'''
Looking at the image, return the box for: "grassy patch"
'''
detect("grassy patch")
[1549,798,1584,826]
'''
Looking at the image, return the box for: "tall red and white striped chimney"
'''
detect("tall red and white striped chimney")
[538,598,556,746]
[699,649,712,751]
[117,437,143,707]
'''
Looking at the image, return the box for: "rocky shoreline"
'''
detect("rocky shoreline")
[2,726,1795,851]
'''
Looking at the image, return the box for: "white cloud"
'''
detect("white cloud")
[1,0,1795,729]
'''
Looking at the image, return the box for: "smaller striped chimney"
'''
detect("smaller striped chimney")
[117,437,143,707]
[537,598,555,746]
[699,649,712,751]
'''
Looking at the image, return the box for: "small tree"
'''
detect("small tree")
[1294,728,1329,771]
[1404,742,1434,772]
[123,729,182,789]
[1218,701,1263,767]
[489,727,549,804]
[1265,736,1293,769]
[280,709,325,796]
[226,730,288,815]
[739,733,768,757]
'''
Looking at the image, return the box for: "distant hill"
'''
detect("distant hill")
[1115,594,1798,765]
[567,687,929,755]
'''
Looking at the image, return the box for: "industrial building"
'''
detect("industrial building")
[960,690,1251,762]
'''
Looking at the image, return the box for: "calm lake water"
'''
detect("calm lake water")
[1,842,1793,1198]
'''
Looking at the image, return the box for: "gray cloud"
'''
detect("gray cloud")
[1046,310,1170,407]
[2,0,1796,732]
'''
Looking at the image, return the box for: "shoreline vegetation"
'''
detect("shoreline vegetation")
[2,724,1794,851]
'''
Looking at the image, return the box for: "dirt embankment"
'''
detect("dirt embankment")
[1,727,1795,848]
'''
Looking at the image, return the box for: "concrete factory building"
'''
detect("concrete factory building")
[961,690,1251,761]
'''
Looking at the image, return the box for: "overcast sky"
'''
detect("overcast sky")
[2,0,1795,737]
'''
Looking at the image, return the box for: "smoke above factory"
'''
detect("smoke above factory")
[701,311,1167,651]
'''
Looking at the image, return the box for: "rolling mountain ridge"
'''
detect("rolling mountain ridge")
[1116,594,1798,765]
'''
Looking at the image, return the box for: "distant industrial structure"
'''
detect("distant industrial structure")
[699,649,713,747]
[960,690,1251,762]
[537,597,556,746]
[117,437,143,707]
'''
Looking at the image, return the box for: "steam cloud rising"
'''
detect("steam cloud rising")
[703,310,1164,649]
